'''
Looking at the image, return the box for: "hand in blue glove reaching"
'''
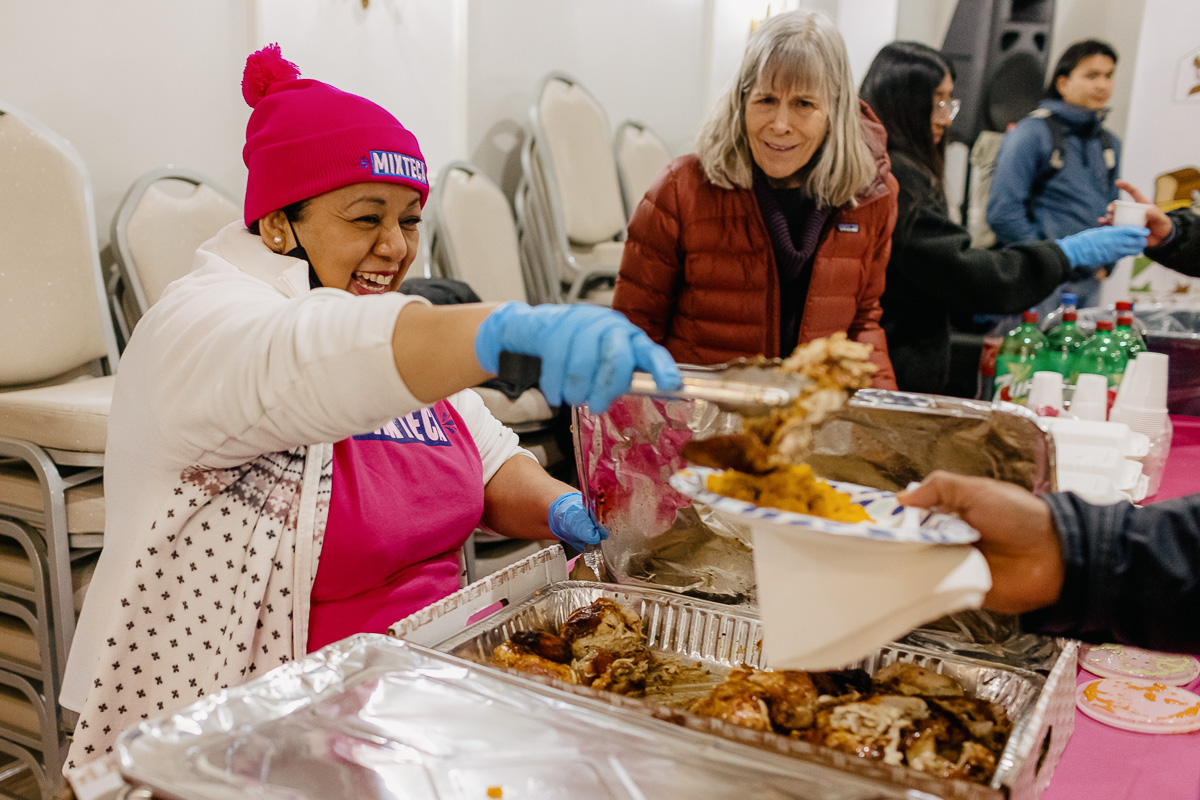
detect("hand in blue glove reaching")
[475,302,681,413]
[547,491,607,551]
[1056,225,1149,270]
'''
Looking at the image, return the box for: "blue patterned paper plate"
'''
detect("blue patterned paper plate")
[668,467,980,546]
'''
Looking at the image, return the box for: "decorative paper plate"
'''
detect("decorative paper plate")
[668,467,980,546]
[1080,644,1200,686]
[1075,678,1200,734]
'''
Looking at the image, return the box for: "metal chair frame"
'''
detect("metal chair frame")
[523,72,624,303]
[107,167,238,346]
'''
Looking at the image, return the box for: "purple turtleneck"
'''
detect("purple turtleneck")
[751,168,835,355]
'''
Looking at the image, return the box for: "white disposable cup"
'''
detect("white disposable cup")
[1028,371,1064,413]
[1112,200,1153,228]
[1117,352,1169,413]
[1110,406,1169,438]
[1070,373,1110,421]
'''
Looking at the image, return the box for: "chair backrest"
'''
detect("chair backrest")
[532,73,626,247]
[111,169,240,338]
[614,120,672,219]
[429,162,528,304]
[0,103,118,385]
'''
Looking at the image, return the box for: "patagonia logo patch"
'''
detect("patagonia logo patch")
[366,151,428,186]
[837,223,860,233]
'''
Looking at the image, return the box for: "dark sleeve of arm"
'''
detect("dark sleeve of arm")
[611,166,685,344]
[1021,492,1200,654]
[893,163,1071,313]
[1145,208,1200,278]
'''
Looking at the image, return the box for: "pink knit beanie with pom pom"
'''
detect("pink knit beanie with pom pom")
[240,44,428,227]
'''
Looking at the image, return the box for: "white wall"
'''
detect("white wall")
[256,0,467,182]
[838,0,899,87]
[465,0,709,200]
[0,1,253,246]
[1121,0,1200,193]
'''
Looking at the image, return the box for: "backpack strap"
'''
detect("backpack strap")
[1098,128,1118,180]
[1026,109,1068,216]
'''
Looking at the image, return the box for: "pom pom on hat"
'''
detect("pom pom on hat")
[242,44,301,108]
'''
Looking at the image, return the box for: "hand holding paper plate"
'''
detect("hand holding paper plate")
[669,467,992,671]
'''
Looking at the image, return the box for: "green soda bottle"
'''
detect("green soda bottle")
[1038,310,1084,376]
[1114,308,1147,361]
[1070,320,1128,400]
[1114,301,1148,351]
[993,310,1046,405]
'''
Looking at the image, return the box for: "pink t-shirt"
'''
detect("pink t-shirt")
[307,400,484,651]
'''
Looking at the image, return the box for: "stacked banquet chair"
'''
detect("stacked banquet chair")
[107,168,240,347]
[515,73,628,305]
[613,119,673,221]
[0,102,121,797]
[427,161,569,581]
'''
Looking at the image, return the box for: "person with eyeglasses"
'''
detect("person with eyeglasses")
[859,42,1146,394]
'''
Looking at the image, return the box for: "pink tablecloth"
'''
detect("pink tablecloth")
[1043,415,1200,800]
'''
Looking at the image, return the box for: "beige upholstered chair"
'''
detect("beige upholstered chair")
[109,168,240,344]
[428,162,570,578]
[613,119,672,221]
[517,73,627,305]
[0,101,118,792]
[427,162,561,461]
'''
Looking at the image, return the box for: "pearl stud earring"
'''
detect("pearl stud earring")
[274,237,282,244]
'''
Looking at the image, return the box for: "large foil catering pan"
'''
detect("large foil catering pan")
[410,572,1077,800]
[115,634,928,800]
[572,390,1055,607]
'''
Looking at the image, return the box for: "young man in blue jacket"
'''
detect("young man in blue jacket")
[987,40,1121,312]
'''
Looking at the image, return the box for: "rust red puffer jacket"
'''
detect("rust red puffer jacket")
[613,104,898,388]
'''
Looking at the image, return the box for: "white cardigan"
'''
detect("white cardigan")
[63,222,525,765]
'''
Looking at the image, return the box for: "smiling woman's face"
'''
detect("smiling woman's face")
[261,182,422,294]
[744,78,829,187]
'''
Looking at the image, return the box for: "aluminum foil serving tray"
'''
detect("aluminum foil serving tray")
[116,635,924,800]
[394,548,1078,800]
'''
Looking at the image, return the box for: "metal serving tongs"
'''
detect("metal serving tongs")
[497,353,810,416]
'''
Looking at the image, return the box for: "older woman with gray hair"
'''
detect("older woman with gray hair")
[613,10,898,386]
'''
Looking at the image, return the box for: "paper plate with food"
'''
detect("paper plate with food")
[666,334,979,547]
[669,465,979,546]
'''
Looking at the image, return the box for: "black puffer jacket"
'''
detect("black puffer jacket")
[880,150,1071,394]
[1146,208,1200,277]
[1023,493,1200,654]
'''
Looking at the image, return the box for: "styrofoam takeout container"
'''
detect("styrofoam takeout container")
[1043,417,1150,459]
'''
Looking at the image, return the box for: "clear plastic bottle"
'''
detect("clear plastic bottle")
[993,310,1046,405]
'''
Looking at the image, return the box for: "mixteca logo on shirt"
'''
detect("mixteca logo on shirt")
[354,408,455,446]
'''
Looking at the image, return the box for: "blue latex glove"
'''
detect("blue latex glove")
[475,302,682,413]
[1056,225,1149,269]
[547,491,607,551]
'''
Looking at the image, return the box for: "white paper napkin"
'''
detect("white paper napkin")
[751,523,991,671]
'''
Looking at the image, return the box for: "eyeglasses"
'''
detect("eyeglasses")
[933,98,961,123]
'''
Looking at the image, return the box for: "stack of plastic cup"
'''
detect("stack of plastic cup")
[1110,352,1170,437]
[1069,373,1110,421]
[1028,371,1065,416]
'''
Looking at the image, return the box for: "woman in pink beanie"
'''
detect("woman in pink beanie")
[62,45,679,767]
